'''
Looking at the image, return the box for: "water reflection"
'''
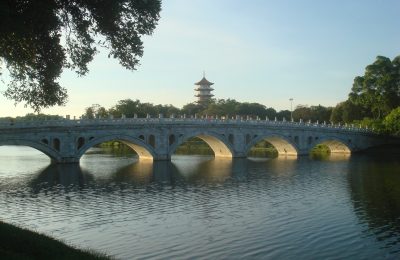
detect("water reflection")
[310,153,351,161]
[348,155,400,252]
[18,155,342,193]
[25,157,251,190]
[17,155,304,196]
[2,147,400,259]
[29,164,93,190]
[172,156,233,182]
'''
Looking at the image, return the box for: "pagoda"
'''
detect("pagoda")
[194,73,214,105]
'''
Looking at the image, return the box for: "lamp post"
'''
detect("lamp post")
[289,98,294,121]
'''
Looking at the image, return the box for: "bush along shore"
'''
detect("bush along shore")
[0,221,110,259]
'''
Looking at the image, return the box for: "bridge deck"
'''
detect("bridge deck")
[0,118,374,134]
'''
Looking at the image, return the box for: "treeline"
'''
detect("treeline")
[83,99,333,123]
[82,55,400,136]
[2,56,399,136]
[329,55,400,135]
[0,113,63,122]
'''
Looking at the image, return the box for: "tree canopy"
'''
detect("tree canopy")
[0,0,161,111]
[349,55,400,119]
[383,107,400,136]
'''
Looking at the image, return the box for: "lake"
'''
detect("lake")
[0,146,399,259]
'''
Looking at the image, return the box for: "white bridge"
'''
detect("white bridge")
[0,118,396,163]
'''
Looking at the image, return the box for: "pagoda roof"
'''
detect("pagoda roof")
[194,77,214,86]
[194,87,214,91]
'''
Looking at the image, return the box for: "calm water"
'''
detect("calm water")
[1,146,400,259]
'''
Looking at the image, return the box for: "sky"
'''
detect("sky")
[0,0,399,118]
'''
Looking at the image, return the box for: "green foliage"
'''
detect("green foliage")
[310,144,330,154]
[198,99,274,119]
[276,110,291,121]
[248,140,278,158]
[0,0,161,111]
[330,100,367,123]
[181,103,203,116]
[0,113,63,122]
[293,105,332,122]
[349,55,400,119]
[89,98,285,120]
[331,55,400,136]
[103,99,181,118]
[84,98,339,123]
[353,118,386,133]
[175,137,214,155]
[84,104,109,119]
[383,107,400,136]
[235,102,267,117]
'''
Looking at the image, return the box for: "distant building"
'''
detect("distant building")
[194,73,214,105]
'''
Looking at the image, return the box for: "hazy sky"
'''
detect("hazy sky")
[1,0,399,117]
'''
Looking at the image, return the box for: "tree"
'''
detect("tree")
[83,104,108,119]
[154,104,180,117]
[16,113,63,121]
[292,105,312,121]
[235,102,267,118]
[330,102,345,124]
[331,100,370,124]
[181,103,203,116]
[383,107,400,136]
[310,105,332,122]
[265,107,277,120]
[112,99,140,118]
[0,0,161,111]
[349,55,400,119]
[276,110,291,121]
[83,106,96,119]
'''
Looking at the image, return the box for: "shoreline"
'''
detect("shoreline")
[0,221,110,259]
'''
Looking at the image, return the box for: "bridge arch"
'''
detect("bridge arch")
[310,136,352,154]
[0,139,61,162]
[246,134,299,156]
[169,131,234,158]
[77,135,156,160]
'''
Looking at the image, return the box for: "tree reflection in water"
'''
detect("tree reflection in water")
[348,155,400,252]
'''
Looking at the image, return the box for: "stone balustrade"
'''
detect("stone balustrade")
[0,117,373,133]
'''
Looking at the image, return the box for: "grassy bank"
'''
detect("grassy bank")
[0,221,109,259]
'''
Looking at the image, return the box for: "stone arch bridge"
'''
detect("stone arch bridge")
[0,118,396,163]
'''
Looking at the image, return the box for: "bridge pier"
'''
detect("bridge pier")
[52,157,80,164]
[232,152,247,159]
[152,154,171,161]
[296,148,310,156]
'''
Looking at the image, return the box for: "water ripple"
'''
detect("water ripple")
[0,149,400,259]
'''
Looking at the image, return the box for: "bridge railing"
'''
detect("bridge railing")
[0,117,374,133]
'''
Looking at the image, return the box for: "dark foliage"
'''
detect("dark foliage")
[0,221,109,259]
[0,0,161,111]
[349,55,400,119]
